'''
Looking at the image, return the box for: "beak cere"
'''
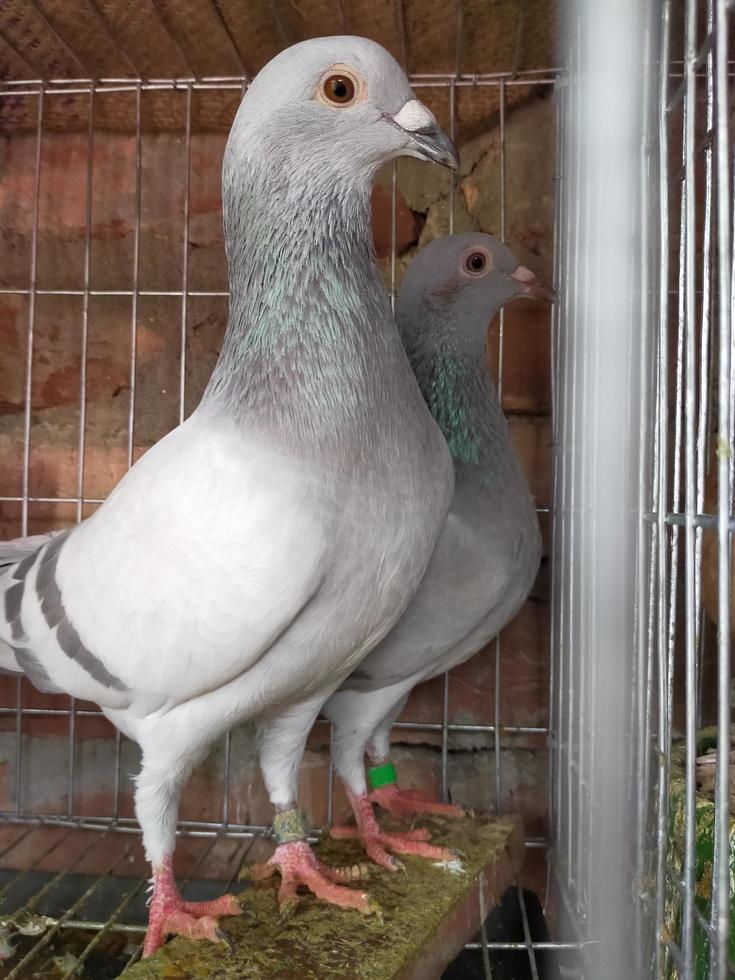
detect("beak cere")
[392,99,460,171]
[510,265,558,304]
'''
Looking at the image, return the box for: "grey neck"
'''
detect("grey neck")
[201,142,400,444]
[406,325,527,495]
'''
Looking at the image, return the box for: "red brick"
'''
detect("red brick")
[371,183,422,259]
[487,299,554,415]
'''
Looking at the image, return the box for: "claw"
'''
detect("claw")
[248,840,374,915]
[370,784,467,821]
[143,856,242,957]
[343,792,455,869]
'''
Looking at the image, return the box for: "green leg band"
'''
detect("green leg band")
[272,806,307,844]
[368,761,398,791]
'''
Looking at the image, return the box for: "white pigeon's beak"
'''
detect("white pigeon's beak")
[389,99,459,171]
[508,265,558,303]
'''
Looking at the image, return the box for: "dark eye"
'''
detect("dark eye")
[464,251,487,275]
[323,75,356,105]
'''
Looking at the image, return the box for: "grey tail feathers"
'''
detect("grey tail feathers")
[0,531,67,573]
[0,530,67,684]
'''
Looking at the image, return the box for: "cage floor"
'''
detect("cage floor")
[0,821,260,978]
[0,815,523,980]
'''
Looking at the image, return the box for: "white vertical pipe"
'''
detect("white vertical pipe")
[561,1,654,974]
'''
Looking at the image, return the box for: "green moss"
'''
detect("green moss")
[121,815,518,980]
[664,728,735,980]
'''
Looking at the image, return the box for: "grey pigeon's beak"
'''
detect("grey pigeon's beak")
[509,265,558,304]
[390,99,459,171]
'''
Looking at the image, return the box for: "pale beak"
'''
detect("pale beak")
[389,99,459,171]
[509,265,558,303]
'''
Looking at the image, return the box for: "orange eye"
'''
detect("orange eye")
[464,251,487,275]
[323,74,356,105]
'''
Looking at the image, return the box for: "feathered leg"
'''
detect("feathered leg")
[329,693,454,869]
[135,756,241,957]
[253,698,374,914]
[366,710,466,820]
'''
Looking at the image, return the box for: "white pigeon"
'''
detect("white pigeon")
[323,233,554,870]
[0,36,457,955]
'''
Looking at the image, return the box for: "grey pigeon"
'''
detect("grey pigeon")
[323,233,554,870]
[0,36,457,954]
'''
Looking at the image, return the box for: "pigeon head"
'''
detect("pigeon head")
[398,232,556,357]
[227,36,458,185]
[398,234,555,480]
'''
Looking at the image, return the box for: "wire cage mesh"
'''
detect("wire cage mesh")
[1,0,733,978]
[0,2,563,977]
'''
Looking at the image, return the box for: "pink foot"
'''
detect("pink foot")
[249,839,374,915]
[330,792,455,871]
[370,783,467,820]
[143,856,242,957]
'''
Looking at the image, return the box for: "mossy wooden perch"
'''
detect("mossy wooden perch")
[121,814,523,980]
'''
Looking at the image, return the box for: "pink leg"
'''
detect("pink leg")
[370,783,467,820]
[330,792,455,871]
[143,855,242,958]
[249,840,374,915]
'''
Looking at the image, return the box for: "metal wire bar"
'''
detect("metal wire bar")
[179,83,193,424]
[115,83,143,823]
[633,20,656,972]
[465,941,582,951]
[0,827,76,907]
[711,2,733,975]
[516,881,541,980]
[566,19,584,906]
[493,75,507,816]
[389,159,397,311]
[19,89,43,542]
[0,289,230,296]
[667,863,732,947]
[667,25,721,111]
[440,73,458,805]
[681,0,699,969]
[694,0,715,716]
[223,834,258,891]
[0,707,547,736]
[126,83,143,474]
[3,830,110,923]
[13,86,45,823]
[0,73,561,98]
[477,863,493,980]
[545,69,565,919]
[0,825,34,863]
[394,0,409,73]
[6,845,131,979]
[326,724,334,826]
[57,872,148,979]
[658,8,684,967]
[222,730,233,828]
